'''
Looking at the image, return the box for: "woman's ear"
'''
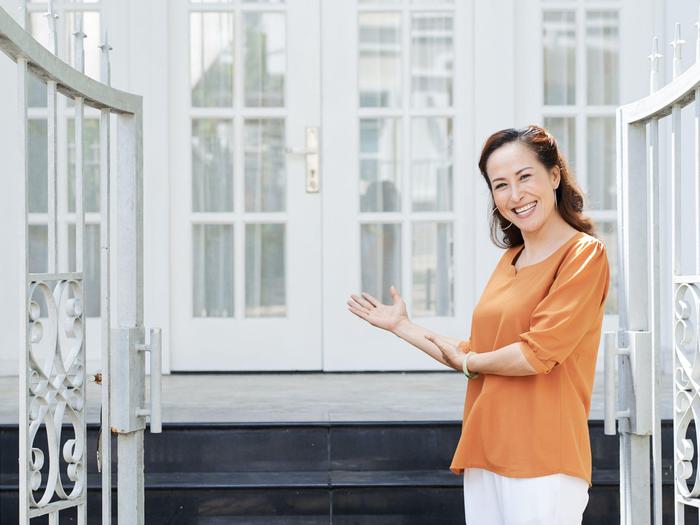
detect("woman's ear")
[551,166,561,189]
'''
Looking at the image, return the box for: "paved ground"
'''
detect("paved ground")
[0,368,673,424]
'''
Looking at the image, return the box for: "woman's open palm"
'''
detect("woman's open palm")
[347,285,409,332]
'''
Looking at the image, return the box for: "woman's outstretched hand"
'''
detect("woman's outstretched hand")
[347,285,409,332]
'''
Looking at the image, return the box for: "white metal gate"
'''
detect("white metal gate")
[0,4,161,524]
[606,14,700,525]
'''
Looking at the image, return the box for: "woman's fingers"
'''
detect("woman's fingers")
[350,293,373,310]
[361,292,380,307]
[347,304,368,320]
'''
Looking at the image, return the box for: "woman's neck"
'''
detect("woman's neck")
[518,215,577,262]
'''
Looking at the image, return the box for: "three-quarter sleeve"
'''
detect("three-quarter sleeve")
[519,239,610,375]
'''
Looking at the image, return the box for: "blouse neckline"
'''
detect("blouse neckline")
[508,231,584,276]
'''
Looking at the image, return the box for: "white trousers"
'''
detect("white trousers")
[462,467,590,525]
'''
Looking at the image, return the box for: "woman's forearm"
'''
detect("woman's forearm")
[391,319,463,369]
[467,342,537,376]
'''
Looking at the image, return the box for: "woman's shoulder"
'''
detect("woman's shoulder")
[560,231,609,269]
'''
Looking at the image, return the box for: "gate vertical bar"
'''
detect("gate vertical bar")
[648,35,663,525]
[17,55,29,525]
[99,30,113,525]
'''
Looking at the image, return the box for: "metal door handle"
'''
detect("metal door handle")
[285,127,320,193]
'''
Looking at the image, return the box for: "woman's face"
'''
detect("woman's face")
[486,141,560,234]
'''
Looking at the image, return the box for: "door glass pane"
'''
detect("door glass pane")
[67,118,100,213]
[28,225,48,274]
[358,13,401,107]
[244,119,285,212]
[412,222,453,317]
[29,119,48,213]
[190,12,234,107]
[411,12,453,108]
[586,10,619,105]
[596,221,617,315]
[411,0,454,3]
[66,12,101,81]
[68,224,101,316]
[587,116,615,210]
[27,14,48,107]
[245,223,286,317]
[411,117,452,211]
[543,11,575,105]
[243,12,286,107]
[360,118,401,212]
[361,223,401,306]
[544,116,576,170]
[192,119,234,212]
[193,224,234,317]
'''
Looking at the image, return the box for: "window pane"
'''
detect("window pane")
[411,12,453,108]
[361,223,402,306]
[190,12,234,107]
[68,224,101,316]
[245,224,286,317]
[412,222,453,317]
[411,117,452,211]
[66,12,101,81]
[244,12,286,107]
[359,13,402,107]
[544,116,576,171]
[586,10,619,105]
[587,117,616,210]
[543,11,576,105]
[411,0,454,3]
[67,118,100,213]
[597,221,617,315]
[192,119,234,212]
[193,224,234,317]
[244,119,286,212]
[359,118,401,212]
[28,225,48,274]
[29,119,48,213]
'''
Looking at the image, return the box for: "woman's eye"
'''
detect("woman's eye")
[495,184,505,189]
[521,174,530,179]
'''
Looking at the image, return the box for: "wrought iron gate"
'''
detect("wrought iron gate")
[0,4,161,524]
[605,13,700,525]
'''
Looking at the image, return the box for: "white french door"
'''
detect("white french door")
[169,0,471,371]
[169,0,322,370]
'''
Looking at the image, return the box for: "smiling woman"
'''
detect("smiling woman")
[347,124,610,525]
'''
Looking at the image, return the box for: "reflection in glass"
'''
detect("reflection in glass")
[586,11,619,105]
[244,12,286,107]
[359,13,401,107]
[192,119,234,212]
[411,13,453,107]
[28,225,48,274]
[67,118,100,213]
[29,119,48,213]
[361,223,401,306]
[244,119,285,212]
[245,224,286,317]
[193,224,234,317]
[544,117,576,170]
[27,14,48,107]
[66,12,101,81]
[190,12,234,107]
[587,117,615,209]
[597,220,617,315]
[359,119,401,212]
[543,11,575,105]
[411,118,452,211]
[68,224,101,316]
[412,222,453,317]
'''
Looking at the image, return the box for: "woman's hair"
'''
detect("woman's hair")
[478,124,598,248]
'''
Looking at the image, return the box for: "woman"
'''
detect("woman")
[347,125,610,524]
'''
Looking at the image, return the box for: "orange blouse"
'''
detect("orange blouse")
[450,231,610,488]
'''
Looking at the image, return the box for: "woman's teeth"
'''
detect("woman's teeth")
[514,201,537,217]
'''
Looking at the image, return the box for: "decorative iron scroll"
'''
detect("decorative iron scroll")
[674,281,700,500]
[25,274,86,514]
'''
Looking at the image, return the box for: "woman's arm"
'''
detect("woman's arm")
[391,319,462,369]
[466,342,537,376]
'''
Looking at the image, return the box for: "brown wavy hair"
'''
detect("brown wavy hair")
[478,125,598,249]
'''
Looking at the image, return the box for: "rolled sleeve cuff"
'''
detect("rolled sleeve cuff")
[519,339,556,375]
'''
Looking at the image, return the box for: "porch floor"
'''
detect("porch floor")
[0,368,673,425]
